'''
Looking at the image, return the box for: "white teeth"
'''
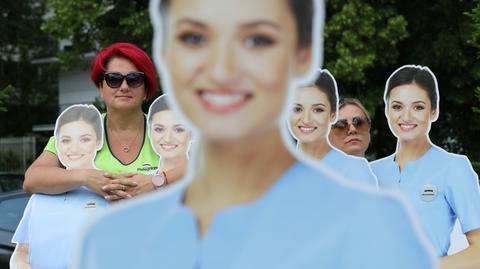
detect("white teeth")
[202,93,244,106]
[161,144,177,150]
[300,127,315,132]
[400,124,415,129]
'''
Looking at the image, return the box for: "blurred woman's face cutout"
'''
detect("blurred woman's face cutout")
[289,86,334,144]
[150,110,191,159]
[387,84,437,142]
[159,0,313,141]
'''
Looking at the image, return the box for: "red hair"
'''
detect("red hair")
[90,42,159,99]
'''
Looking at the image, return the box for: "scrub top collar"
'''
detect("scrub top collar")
[392,145,438,174]
[171,161,304,239]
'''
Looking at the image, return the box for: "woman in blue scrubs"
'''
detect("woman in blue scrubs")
[371,65,480,268]
[289,69,377,187]
[74,1,436,268]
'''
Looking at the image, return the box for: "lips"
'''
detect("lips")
[66,154,84,161]
[197,89,253,114]
[398,123,417,132]
[346,138,361,144]
[298,126,317,134]
[161,144,177,151]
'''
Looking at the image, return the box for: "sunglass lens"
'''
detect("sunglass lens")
[352,117,370,132]
[104,73,124,88]
[126,73,145,88]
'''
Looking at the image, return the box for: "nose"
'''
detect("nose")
[301,111,312,124]
[119,78,129,91]
[206,40,236,84]
[402,108,412,121]
[347,121,357,135]
[70,140,79,152]
[164,129,173,143]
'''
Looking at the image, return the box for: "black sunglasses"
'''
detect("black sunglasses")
[103,72,145,89]
[331,116,371,135]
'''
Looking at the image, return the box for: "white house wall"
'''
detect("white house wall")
[59,69,99,112]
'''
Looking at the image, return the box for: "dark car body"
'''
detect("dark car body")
[0,190,29,268]
[0,172,24,193]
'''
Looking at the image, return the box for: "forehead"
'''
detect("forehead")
[295,86,329,105]
[339,104,365,118]
[389,84,431,104]
[151,110,179,124]
[167,0,294,29]
[106,57,138,72]
[59,121,95,134]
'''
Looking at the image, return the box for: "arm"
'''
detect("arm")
[23,150,110,196]
[441,229,480,269]
[10,243,32,269]
[102,162,187,201]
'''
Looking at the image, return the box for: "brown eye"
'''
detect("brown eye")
[293,106,302,113]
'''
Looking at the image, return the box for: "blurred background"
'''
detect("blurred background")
[1,0,480,174]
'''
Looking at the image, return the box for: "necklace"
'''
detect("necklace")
[108,121,143,153]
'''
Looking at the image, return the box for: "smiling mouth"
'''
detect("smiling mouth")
[161,144,177,151]
[298,126,317,134]
[197,89,253,114]
[66,154,84,161]
[399,123,417,132]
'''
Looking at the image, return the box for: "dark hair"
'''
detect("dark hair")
[55,105,103,142]
[148,95,171,125]
[385,65,438,110]
[90,42,159,99]
[159,0,313,48]
[308,69,338,113]
[339,97,370,123]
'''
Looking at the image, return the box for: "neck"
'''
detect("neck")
[395,135,432,166]
[106,107,144,130]
[185,125,296,208]
[160,155,188,172]
[298,138,331,160]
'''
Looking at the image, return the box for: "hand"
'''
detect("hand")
[102,173,139,201]
[82,169,116,197]
[124,173,155,197]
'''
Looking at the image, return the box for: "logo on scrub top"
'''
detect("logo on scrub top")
[420,184,438,202]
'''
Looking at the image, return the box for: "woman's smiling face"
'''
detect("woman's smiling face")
[150,110,191,159]
[57,120,100,169]
[387,83,437,142]
[289,86,335,144]
[161,0,312,141]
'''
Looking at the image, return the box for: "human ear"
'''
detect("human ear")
[329,112,337,124]
[294,47,313,78]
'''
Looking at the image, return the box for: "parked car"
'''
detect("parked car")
[0,172,24,193]
[0,190,29,268]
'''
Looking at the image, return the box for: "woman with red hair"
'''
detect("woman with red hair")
[21,42,183,202]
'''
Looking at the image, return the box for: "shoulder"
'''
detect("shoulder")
[370,153,395,171]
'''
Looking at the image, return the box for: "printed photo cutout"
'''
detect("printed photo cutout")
[147,94,192,181]
[54,104,103,170]
[376,64,480,256]
[287,69,377,188]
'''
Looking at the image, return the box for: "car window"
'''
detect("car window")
[0,174,24,192]
[0,196,29,232]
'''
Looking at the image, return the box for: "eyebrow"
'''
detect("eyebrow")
[176,19,207,28]
[175,18,281,31]
[312,103,327,107]
[241,20,282,30]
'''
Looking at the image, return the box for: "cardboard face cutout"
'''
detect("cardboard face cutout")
[287,69,339,154]
[384,64,440,143]
[54,104,103,170]
[147,94,192,166]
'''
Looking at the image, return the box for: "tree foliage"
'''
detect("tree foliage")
[0,0,59,136]
[18,0,480,172]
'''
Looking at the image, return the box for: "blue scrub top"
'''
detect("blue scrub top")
[321,148,378,188]
[75,162,436,269]
[13,187,109,269]
[371,145,480,256]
